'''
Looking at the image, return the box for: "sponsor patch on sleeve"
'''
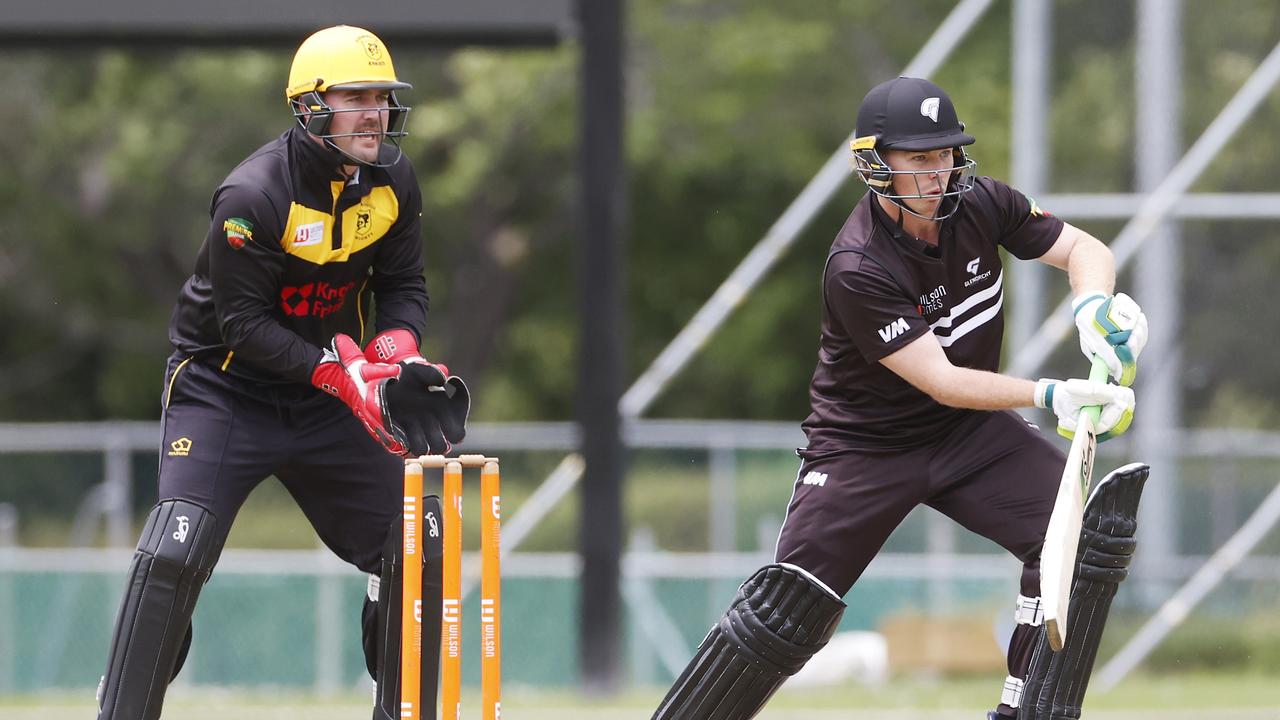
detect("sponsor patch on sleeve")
[1025,194,1053,217]
[223,217,254,250]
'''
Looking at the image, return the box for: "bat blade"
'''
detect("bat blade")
[1041,412,1096,651]
[1040,356,1107,651]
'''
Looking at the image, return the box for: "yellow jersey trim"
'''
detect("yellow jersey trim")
[164,357,194,409]
[356,276,370,342]
[280,185,399,265]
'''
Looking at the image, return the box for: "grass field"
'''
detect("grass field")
[8,673,1280,719]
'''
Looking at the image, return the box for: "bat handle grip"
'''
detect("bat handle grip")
[1082,354,1110,424]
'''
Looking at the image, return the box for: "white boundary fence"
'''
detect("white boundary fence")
[3,420,1280,691]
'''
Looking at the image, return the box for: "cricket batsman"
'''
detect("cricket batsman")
[653,76,1150,720]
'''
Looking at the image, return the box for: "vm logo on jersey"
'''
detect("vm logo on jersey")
[802,471,827,487]
[878,317,910,343]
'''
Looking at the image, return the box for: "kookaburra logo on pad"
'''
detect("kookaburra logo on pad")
[920,97,940,123]
[173,516,190,543]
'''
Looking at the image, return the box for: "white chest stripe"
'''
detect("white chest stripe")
[928,269,1003,331]
[934,290,1004,347]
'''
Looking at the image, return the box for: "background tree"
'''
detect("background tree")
[0,0,1276,430]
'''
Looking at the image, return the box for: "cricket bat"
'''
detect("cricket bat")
[1040,355,1110,652]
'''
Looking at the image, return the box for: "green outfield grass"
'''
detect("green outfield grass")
[7,672,1280,719]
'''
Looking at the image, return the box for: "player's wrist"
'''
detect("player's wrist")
[1071,293,1107,318]
[1034,379,1056,409]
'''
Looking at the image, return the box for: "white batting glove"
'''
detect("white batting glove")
[1072,293,1148,387]
[1034,378,1135,442]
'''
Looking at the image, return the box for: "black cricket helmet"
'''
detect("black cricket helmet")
[851,76,977,220]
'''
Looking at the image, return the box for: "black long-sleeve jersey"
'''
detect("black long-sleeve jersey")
[169,126,428,385]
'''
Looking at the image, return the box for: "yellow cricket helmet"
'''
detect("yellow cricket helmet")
[286,25,412,168]
[286,25,411,98]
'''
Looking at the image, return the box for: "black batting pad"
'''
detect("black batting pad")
[653,563,846,720]
[1019,463,1149,720]
[97,500,218,720]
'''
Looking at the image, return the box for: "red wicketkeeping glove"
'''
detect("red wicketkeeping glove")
[364,328,469,456]
[312,333,406,456]
[364,329,448,373]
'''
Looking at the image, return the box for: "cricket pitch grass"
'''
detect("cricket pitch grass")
[6,672,1280,719]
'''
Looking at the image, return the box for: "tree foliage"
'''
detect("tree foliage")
[0,0,1277,428]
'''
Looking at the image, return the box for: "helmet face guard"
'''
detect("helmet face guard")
[851,76,978,221]
[290,89,411,169]
[285,26,413,169]
[851,137,977,222]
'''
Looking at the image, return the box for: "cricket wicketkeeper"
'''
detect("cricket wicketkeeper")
[653,76,1150,720]
[94,26,466,720]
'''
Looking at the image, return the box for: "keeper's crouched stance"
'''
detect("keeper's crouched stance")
[654,76,1149,720]
[95,26,468,720]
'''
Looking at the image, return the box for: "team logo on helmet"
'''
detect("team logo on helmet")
[920,97,940,123]
[358,35,385,63]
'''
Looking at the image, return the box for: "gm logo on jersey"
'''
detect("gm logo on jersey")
[878,317,910,342]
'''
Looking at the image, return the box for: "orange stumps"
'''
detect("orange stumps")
[441,460,463,720]
[403,454,500,720]
[480,460,502,720]
[401,462,424,720]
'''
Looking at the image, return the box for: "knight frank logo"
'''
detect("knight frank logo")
[168,437,192,457]
[280,280,357,318]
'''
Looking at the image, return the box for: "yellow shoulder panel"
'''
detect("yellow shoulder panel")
[281,185,400,264]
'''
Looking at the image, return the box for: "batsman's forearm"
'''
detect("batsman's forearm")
[927,366,1038,410]
[1066,231,1116,298]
